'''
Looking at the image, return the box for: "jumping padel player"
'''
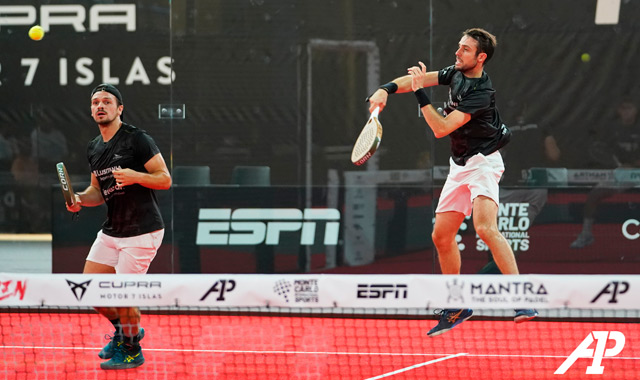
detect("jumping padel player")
[367,28,538,336]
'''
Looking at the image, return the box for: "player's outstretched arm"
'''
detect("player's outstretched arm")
[368,68,438,114]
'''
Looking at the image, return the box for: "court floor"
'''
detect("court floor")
[1,312,639,380]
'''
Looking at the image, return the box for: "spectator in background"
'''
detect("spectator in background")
[499,100,561,186]
[19,120,69,233]
[0,126,18,231]
[571,97,640,248]
[11,137,41,232]
[0,124,17,172]
[11,138,38,186]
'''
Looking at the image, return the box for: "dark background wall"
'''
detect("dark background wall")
[1,0,638,274]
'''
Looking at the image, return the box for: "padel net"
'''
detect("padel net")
[1,273,639,379]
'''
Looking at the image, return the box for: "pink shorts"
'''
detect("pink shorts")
[435,151,504,217]
[86,229,164,274]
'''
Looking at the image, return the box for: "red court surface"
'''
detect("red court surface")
[1,312,639,380]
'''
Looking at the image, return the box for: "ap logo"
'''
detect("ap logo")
[554,331,626,375]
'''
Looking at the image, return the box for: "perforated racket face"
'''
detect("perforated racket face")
[56,162,76,206]
[351,109,383,166]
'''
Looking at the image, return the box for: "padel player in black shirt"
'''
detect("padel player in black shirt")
[66,83,171,369]
[367,28,537,337]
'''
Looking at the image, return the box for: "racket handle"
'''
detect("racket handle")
[370,106,380,119]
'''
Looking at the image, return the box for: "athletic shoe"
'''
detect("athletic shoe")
[514,309,538,323]
[100,343,145,370]
[570,232,594,248]
[98,328,145,359]
[427,309,473,337]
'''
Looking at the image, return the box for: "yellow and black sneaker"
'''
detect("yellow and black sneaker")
[99,328,145,359]
[100,341,145,370]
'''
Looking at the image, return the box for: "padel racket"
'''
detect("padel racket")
[56,162,76,207]
[351,107,383,166]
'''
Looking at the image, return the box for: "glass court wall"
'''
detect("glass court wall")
[1,0,639,274]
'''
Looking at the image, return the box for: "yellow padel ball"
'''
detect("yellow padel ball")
[29,25,45,41]
[580,53,591,63]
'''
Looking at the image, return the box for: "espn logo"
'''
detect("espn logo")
[357,284,408,299]
[196,208,340,245]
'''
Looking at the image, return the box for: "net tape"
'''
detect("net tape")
[1,273,638,311]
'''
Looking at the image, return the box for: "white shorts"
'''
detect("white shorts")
[436,151,504,217]
[86,229,164,274]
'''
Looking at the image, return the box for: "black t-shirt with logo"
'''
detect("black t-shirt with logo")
[87,123,164,237]
[438,65,511,165]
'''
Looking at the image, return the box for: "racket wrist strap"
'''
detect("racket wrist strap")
[414,88,431,108]
[379,82,398,94]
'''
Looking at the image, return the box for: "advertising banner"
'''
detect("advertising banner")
[1,272,638,310]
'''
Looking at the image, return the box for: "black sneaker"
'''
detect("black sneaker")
[514,309,538,323]
[427,309,473,337]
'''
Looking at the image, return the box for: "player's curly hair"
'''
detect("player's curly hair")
[463,28,497,64]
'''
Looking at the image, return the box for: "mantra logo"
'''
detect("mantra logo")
[0,5,136,32]
[477,203,531,252]
[357,284,408,299]
[470,281,548,304]
[555,331,626,375]
[196,208,340,246]
[446,278,465,303]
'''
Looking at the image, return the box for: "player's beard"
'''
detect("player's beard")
[94,112,118,126]
[456,59,480,74]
